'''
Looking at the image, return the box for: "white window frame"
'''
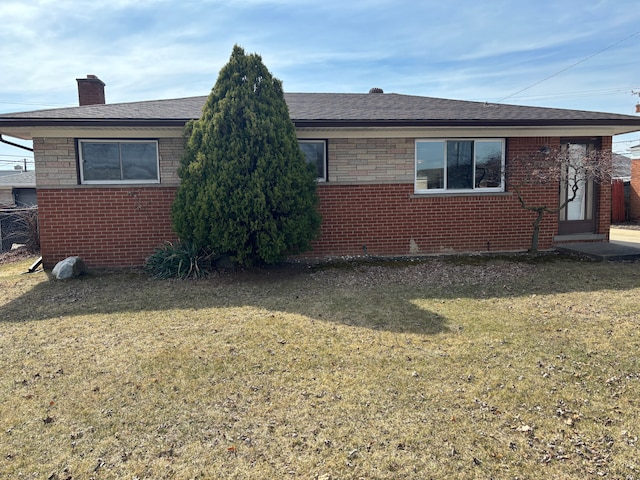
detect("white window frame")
[415,138,505,194]
[299,140,327,182]
[78,139,160,184]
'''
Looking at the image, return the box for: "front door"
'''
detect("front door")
[558,141,598,235]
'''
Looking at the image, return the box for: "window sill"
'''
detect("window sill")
[75,182,169,188]
[410,191,512,199]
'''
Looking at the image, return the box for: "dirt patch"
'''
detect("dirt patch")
[195,254,545,287]
[0,247,38,265]
[612,222,640,231]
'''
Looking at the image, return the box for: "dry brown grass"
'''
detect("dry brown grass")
[1,254,639,479]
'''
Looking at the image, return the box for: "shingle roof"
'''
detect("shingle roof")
[0,171,36,187]
[1,92,640,129]
[285,93,640,126]
[612,153,632,178]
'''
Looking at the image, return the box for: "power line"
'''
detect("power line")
[0,154,34,159]
[497,87,638,102]
[0,160,34,166]
[0,159,34,162]
[496,31,640,103]
[0,100,73,107]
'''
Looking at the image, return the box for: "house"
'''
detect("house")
[612,153,632,181]
[610,153,633,223]
[630,144,640,221]
[0,169,37,252]
[1,75,640,268]
[0,170,37,207]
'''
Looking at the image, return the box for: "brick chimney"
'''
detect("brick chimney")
[76,75,106,106]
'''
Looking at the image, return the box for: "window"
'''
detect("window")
[79,140,160,184]
[299,140,326,181]
[415,139,504,193]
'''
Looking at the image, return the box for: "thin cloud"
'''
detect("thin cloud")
[0,1,639,122]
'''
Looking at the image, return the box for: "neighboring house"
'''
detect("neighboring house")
[611,154,632,223]
[1,75,640,268]
[612,153,632,181]
[0,170,37,252]
[630,144,640,221]
[0,170,36,207]
[0,169,25,177]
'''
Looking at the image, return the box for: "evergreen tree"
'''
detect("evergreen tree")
[172,45,321,266]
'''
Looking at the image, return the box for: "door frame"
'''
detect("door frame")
[557,138,600,236]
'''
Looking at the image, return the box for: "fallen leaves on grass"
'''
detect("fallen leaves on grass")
[1,256,640,478]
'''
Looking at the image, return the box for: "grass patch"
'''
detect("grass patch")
[1,255,639,478]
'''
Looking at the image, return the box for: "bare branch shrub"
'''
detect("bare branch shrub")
[507,145,612,253]
[2,208,40,253]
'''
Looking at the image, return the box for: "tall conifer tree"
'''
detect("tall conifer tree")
[172,45,321,266]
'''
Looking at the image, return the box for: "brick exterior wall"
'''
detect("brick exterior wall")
[33,134,613,268]
[631,159,640,222]
[309,183,555,257]
[38,187,178,268]
[0,188,14,206]
[77,76,106,106]
[39,182,552,267]
[33,138,77,187]
[597,137,613,238]
[327,137,414,183]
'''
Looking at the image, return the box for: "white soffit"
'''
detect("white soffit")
[295,125,639,139]
[26,126,184,139]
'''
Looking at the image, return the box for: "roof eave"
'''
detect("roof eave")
[2,117,639,137]
[292,119,640,128]
[0,118,191,128]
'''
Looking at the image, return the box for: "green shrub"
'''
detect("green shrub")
[171,45,321,267]
[144,242,214,279]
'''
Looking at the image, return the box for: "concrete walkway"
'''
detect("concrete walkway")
[610,228,640,248]
[556,227,640,261]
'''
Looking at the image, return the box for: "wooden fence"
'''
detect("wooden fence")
[611,179,626,223]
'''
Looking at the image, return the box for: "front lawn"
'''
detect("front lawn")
[1,255,639,479]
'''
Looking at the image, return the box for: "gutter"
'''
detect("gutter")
[2,118,640,135]
[3,116,640,129]
[0,119,190,128]
[291,118,640,128]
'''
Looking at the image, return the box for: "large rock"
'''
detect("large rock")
[52,256,88,280]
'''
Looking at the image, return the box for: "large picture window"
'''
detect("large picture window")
[79,140,160,184]
[299,140,326,181]
[415,139,504,193]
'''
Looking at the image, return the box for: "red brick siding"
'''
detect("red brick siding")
[38,187,178,268]
[307,136,612,257]
[596,137,613,238]
[77,76,105,106]
[309,183,555,257]
[631,159,640,221]
[35,136,612,267]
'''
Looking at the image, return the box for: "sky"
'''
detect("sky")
[1,0,639,170]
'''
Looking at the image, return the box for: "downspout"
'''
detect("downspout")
[0,135,34,171]
[0,134,34,152]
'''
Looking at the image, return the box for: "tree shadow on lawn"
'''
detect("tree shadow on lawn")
[0,267,450,335]
[1,254,638,335]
